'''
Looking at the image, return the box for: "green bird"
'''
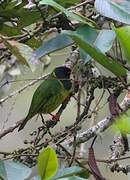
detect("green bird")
[18,66,72,131]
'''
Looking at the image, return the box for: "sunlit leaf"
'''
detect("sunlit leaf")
[63,31,126,76]
[38,147,58,180]
[95,0,130,24]
[114,26,130,65]
[116,114,130,134]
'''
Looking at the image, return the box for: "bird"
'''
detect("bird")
[18,65,72,131]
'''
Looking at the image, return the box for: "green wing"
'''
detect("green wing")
[25,78,64,121]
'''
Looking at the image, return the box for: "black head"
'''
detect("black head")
[54,66,72,90]
[54,66,71,79]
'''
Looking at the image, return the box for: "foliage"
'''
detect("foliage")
[1,0,130,179]
[0,147,89,180]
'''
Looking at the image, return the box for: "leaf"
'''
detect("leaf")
[76,27,115,62]
[30,176,41,180]
[63,31,126,76]
[0,160,7,180]
[38,146,58,180]
[2,161,31,180]
[31,34,73,61]
[95,0,130,24]
[88,146,105,180]
[94,29,116,53]
[0,24,22,36]
[54,166,86,179]
[39,0,95,27]
[17,8,41,28]
[114,26,130,65]
[56,0,81,8]
[0,2,41,28]
[76,25,98,62]
[1,37,36,71]
[58,176,87,180]
[116,114,130,134]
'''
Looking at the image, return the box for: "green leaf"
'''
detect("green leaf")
[54,166,86,179]
[39,0,96,27]
[76,25,98,62]
[0,160,7,180]
[32,34,73,60]
[116,114,130,134]
[17,8,41,28]
[58,176,87,180]
[56,0,81,8]
[114,26,130,65]
[0,24,22,36]
[74,26,115,62]
[38,147,58,180]
[0,161,31,180]
[95,0,130,24]
[63,31,126,76]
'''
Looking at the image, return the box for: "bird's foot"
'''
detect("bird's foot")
[45,113,60,128]
[49,113,60,121]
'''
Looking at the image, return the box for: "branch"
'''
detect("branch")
[62,90,130,147]
[0,74,49,104]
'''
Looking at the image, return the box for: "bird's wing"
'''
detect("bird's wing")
[25,79,61,120]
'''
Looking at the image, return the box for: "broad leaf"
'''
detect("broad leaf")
[0,161,31,180]
[114,26,130,65]
[95,0,130,24]
[76,25,98,62]
[58,176,87,180]
[75,26,115,62]
[54,166,86,179]
[31,34,73,61]
[94,29,116,53]
[38,147,58,180]
[116,114,130,134]
[0,160,7,180]
[39,0,95,27]
[63,31,126,76]
[30,176,41,180]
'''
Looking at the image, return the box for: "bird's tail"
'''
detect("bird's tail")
[18,118,28,131]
